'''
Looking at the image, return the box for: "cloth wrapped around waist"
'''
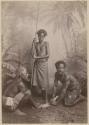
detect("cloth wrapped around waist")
[33,60,49,90]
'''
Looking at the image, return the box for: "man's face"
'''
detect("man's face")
[38,33,45,42]
[57,64,65,74]
[20,66,28,78]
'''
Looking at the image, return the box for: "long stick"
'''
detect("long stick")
[35,1,40,37]
[31,1,40,87]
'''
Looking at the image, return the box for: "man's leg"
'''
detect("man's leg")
[38,89,50,108]
[12,92,27,115]
[2,95,26,115]
[42,89,49,103]
[64,89,86,106]
[50,82,63,105]
[21,90,39,108]
[52,81,63,97]
[64,94,86,106]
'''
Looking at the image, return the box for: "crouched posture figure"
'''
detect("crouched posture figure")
[51,61,85,106]
[2,66,38,115]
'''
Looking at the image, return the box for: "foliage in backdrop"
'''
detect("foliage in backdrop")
[2,1,87,96]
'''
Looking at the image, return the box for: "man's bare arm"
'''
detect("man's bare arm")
[33,42,49,59]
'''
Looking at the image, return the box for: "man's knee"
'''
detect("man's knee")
[2,96,17,111]
[63,98,74,107]
[22,90,31,102]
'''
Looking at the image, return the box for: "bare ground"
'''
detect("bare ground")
[2,99,87,123]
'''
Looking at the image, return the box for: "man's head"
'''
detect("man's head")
[55,61,66,74]
[37,29,47,42]
[20,66,29,80]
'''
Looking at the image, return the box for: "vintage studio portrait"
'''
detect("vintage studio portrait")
[1,0,87,123]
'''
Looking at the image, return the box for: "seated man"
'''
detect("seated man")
[2,65,39,115]
[50,61,85,106]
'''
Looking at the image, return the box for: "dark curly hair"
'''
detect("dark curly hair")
[37,29,47,37]
[55,60,66,69]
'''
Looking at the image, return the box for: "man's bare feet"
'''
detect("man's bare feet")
[74,95,86,104]
[50,100,57,106]
[50,96,59,106]
[38,103,50,108]
[32,103,40,109]
[13,109,26,116]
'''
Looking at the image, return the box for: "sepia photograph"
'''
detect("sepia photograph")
[1,0,87,123]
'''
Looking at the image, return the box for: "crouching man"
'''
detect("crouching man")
[50,61,85,106]
[2,65,38,115]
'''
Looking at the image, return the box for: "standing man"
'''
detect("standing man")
[32,29,50,107]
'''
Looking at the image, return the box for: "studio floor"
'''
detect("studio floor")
[2,99,87,123]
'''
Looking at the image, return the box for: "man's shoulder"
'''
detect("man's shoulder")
[65,72,77,81]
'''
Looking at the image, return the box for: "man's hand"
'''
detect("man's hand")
[50,98,57,106]
[33,54,37,59]
[50,96,59,104]
[33,38,37,43]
